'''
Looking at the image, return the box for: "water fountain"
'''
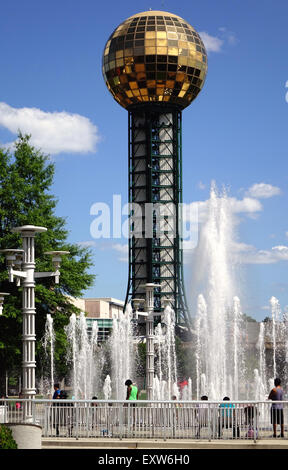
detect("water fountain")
[192,183,245,399]
[191,183,288,400]
[270,296,281,379]
[109,303,135,399]
[63,303,136,400]
[103,375,112,400]
[153,305,179,399]
[181,377,193,400]
[41,313,55,396]
[256,321,268,398]
[65,311,101,399]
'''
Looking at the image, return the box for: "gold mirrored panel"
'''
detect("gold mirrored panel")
[102,11,208,109]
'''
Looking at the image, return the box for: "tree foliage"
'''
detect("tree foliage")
[0,425,18,449]
[0,134,95,386]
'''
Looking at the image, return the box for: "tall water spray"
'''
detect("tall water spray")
[43,314,55,395]
[163,305,178,398]
[232,296,245,400]
[65,312,100,399]
[270,296,281,379]
[109,303,135,399]
[103,375,112,400]
[153,305,179,399]
[252,297,288,397]
[257,321,267,398]
[195,294,208,399]
[192,183,244,399]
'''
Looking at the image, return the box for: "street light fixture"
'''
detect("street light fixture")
[43,251,70,284]
[131,298,147,320]
[1,225,69,421]
[0,249,25,284]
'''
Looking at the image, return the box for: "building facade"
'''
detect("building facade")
[69,297,124,342]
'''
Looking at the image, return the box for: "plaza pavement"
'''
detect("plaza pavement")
[41,437,288,450]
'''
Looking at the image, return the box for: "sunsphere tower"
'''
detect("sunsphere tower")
[102,11,207,332]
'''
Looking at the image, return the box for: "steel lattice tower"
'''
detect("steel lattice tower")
[102,10,207,332]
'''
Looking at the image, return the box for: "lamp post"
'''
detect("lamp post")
[0,225,69,421]
[132,294,173,400]
[135,283,160,401]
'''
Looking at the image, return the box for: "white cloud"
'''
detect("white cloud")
[197,181,206,190]
[229,197,262,214]
[77,241,97,248]
[199,31,224,53]
[112,243,128,262]
[272,245,288,257]
[218,27,238,46]
[0,102,100,155]
[231,241,255,253]
[246,183,281,199]
[183,196,262,224]
[233,243,288,265]
[182,189,288,266]
[199,27,238,54]
[260,305,271,311]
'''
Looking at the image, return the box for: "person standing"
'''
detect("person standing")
[52,383,61,436]
[196,395,209,438]
[218,397,240,439]
[125,379,139,401]
[125,380,138,433]
[268,378,284,438]
[52,383,61,399]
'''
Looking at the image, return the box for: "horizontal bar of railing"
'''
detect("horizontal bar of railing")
[2,399,288,403]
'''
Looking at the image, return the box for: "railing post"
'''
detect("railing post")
[208,404,211,442]
[172,404,175,439]
[44,402,48,437]
[253,404,257,443]
[119,403,123,440]
[163,403,167,441]
[75,402,79,440]
[127,402,131,437]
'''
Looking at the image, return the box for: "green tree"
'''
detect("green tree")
[0,425,18,449]
[0,134,95,389]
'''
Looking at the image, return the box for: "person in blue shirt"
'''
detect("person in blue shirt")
[52,383,61,436]
[218,396,240,438]
[53,383,61,399]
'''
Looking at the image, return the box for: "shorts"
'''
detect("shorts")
[271,408,284,425]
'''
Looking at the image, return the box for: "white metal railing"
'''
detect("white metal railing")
[1,399,287,442]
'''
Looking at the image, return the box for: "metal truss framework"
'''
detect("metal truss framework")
[124,105,190,330]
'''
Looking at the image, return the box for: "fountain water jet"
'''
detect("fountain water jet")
[153,305,179,399]
[192,183,245,400]
[103,375,112,400]
[257,322,267,398]
[42,314,55,396]
[270,296,281,379]
[109,303,135,399]
[65,312,101,399]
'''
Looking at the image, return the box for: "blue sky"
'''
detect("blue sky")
[1,0,288,321]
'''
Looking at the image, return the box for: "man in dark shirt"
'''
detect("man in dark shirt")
[268,378,284,438]
[53,383,61,399]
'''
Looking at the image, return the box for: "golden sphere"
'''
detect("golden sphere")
[102,11,208,110]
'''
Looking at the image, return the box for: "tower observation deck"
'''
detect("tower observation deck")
[102,11,207,334]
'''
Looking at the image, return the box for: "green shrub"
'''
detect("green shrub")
[0,425,18,449]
